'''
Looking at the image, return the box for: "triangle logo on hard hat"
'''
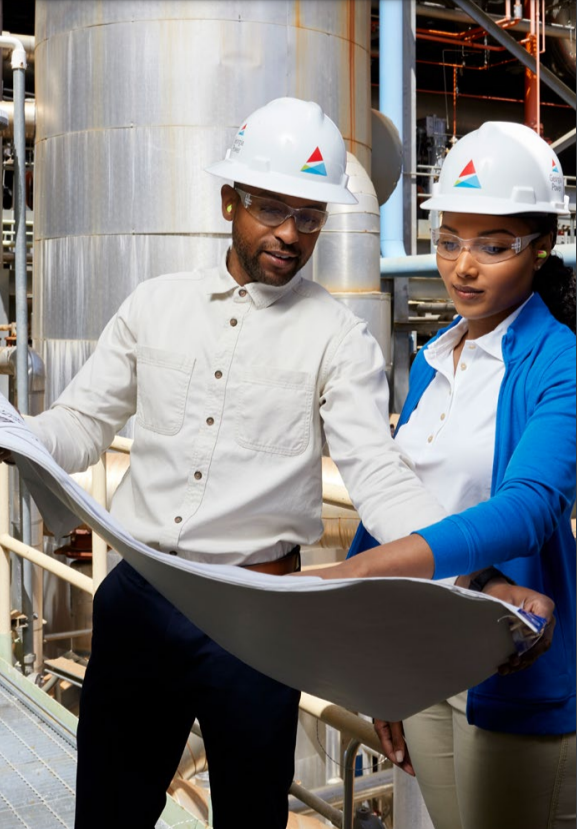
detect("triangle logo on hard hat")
[551,159,559,173]
[454,160,481,189]
[301,147,327,177]
[238,123,247,136]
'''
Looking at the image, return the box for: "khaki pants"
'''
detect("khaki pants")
[403,691,576,829]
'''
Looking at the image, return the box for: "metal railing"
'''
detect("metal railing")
[0,442,389,829]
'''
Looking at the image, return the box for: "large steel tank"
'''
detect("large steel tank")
[33,0,373,405]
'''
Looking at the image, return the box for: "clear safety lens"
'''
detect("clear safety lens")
[235,188,328,234]
[431,228,541,264]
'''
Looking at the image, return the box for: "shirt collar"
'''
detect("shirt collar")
[204,249,303,309]
[426,294,534,363]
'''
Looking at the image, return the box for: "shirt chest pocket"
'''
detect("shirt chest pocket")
[236,366,314,456]
[136,346,195,436]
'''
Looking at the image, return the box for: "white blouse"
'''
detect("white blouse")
[396,297,532,517]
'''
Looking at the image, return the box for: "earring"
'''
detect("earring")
[536,250,547,258]
[226,204,233,214]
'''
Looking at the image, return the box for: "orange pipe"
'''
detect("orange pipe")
[417,58,517,70]
[416,32,506,51]
[417,88,570,109]
[523,0,540,131]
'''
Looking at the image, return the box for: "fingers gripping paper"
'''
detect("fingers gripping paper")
[0,397,538,721]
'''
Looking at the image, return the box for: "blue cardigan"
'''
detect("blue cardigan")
[349,294,576,735]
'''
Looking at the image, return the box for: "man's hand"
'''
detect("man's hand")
[483,580,556,676]
[0,449,14,465]
[374,719,415,776]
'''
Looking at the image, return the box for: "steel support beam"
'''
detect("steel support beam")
[452,0,576,109]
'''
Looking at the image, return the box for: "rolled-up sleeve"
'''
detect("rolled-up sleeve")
[320,322,447,543]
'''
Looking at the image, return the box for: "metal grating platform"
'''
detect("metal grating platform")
[0,678,77,828]
[0,664,199,828]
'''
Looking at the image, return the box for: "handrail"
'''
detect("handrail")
[0,445,385,827]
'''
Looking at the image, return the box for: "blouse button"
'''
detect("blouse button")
[194,471,202,481]
[239,289,247,297]
[174,516,182,524]
[230,318,238,327]
[206,417,214,426]
[460,363,467,371]
[214,370,223,379]
[427,435,433,443]
[440,413,446,420]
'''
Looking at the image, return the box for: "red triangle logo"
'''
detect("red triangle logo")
[459,160,476,178]
[307,146,324,163]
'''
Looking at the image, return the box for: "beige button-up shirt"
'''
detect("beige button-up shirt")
[29,252,445,564]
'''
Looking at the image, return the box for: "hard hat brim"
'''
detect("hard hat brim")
[421,193,570,217]
[205,159,358,205]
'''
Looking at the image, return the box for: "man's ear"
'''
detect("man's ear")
[221,184,237,222]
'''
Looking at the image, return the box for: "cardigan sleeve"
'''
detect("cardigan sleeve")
[418,343,577,579]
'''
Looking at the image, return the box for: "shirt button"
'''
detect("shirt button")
[174,516,182,524]
[460,363,467,371]
[215,370,223,379]
[239,289,247,297]
[169,550,178,556]
[427,435,433,443]
[206,417,214,426]
[468,343,476,349]
[230,318,238,327]
[194,471,202,480]
[440,413,446,420]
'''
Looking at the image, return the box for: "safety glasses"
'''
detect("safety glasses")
[432,228,541,264]
[235,188,328,234]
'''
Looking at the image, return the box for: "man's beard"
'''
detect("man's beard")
[232,224,304,286]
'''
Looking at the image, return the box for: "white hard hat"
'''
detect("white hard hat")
[421,121,570,216]
[205,97,357,205]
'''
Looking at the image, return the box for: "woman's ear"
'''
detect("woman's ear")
[533,231,554,270]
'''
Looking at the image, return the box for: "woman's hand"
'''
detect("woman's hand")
[483,581,556,675]
[374,719,415,776]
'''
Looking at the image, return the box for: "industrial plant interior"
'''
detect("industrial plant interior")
[0,1,574,828]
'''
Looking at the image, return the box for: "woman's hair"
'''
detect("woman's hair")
[525,214,576,333]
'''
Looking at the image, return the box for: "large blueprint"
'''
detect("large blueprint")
[0,397,542,721]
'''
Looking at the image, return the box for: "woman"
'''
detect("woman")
[305,122,576,829]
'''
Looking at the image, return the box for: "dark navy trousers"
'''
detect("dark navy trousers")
[75,559,301,829]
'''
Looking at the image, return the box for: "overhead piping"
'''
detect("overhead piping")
[452,0,576,109]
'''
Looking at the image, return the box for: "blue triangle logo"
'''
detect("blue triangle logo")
[455,175,481,189]
[302,162,327,177]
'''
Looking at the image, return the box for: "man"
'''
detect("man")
[23,96,448,828]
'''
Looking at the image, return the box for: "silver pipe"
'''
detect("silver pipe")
[342,738,362,829]
[415,3,574,39]
[289,781,343,828]
[0,36,33,671]
[0,100,36,140]
[288,769,393,814]
[551,128,576,154]
[452,0,576,110]
[44,627,92,642]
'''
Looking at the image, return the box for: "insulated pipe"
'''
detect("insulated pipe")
[379,0,406,259]
[380,245,577,277]
[0,100,36,141]
[452,0,576,109]
[0,463,11,663]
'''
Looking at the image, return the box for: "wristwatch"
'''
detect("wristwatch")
[468,566,516,593]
